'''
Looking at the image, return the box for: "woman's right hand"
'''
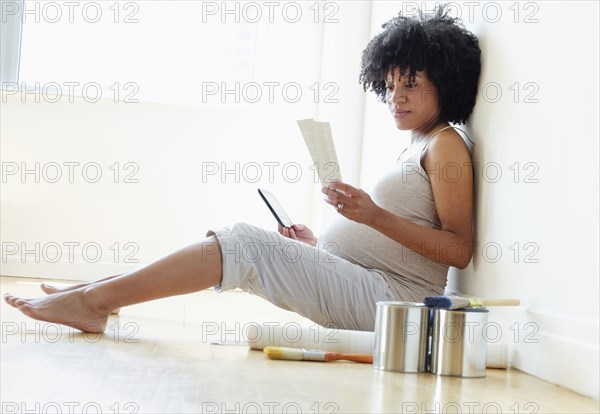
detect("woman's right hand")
[278,224,318,246]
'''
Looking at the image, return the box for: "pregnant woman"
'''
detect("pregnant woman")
[4,4,481,333]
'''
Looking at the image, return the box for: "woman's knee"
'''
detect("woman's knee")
[230,221,258,237]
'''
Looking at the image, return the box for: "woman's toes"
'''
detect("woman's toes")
[14,298,29,307]
[40,283,59,294]
[4,294,18,306]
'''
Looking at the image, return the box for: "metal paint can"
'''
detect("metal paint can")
[373,301,430,372]
[430,308,489,377]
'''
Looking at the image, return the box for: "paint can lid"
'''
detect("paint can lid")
[375,301,425,307]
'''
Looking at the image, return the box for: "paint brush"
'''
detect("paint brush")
[263,346,373,364]
[424,295,520,310]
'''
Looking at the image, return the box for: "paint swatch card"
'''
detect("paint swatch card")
[297,118,342,187]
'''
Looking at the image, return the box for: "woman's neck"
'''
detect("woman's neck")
[410,121,449,144]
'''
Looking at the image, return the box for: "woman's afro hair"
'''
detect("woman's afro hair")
[359,3,481,124]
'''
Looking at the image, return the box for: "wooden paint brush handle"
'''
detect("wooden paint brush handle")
[481,299,520,306]
[325,352,373,363]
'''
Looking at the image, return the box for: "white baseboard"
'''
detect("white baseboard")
[0,256,144,282]
[491,307,599,399]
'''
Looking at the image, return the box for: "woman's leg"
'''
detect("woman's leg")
[209,222,396,331]
[41,273,125,314]
[40,273,124,294]
[3,236,223,333]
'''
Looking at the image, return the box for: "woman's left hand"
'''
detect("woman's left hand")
[321,181,382,226]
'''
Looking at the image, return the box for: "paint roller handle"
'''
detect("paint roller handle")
[481,298,520,307]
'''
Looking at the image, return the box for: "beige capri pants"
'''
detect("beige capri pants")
[206,222,396,331]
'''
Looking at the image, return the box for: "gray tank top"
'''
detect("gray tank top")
[318,125,473,299]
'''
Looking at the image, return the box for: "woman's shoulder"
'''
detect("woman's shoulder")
[432,126,472,150]
[421,126,474,170]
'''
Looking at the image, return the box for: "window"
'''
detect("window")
[0,0,24,83]
[15,0,327,110]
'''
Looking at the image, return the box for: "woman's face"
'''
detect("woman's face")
[385,67,441,133]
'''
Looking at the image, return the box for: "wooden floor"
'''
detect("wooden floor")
[1,276,598,414]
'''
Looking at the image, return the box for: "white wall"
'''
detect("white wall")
[0,96,315,278]
[0,2,373,278]
[364,1,599,399]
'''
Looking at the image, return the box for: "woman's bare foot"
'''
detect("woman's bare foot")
[41,277,122,314]
[3,288,111,333]
[40,281,92,294]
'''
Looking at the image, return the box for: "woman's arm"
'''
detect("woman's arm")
[322,130,474,269]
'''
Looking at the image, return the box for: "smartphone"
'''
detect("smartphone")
[258,188,294,228]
